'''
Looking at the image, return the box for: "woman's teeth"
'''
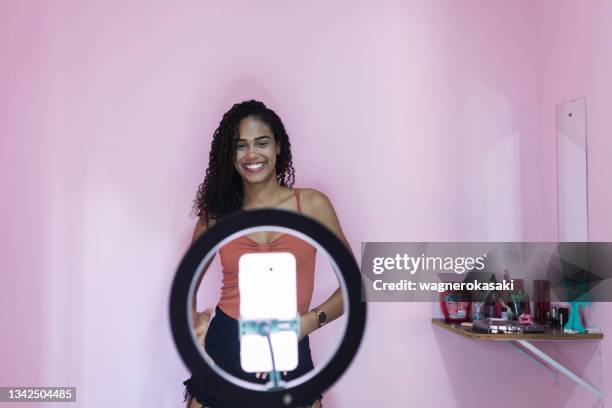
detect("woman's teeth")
[245,163,264,170]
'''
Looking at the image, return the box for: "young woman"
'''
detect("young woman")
[183,100,350,408]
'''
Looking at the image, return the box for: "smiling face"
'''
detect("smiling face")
[234,116,281,185]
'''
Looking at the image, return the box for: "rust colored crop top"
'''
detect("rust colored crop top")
[217,188,317,319]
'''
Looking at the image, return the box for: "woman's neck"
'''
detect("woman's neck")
[242,178,287,208]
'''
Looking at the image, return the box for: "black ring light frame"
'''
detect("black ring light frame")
[170,209,366,407]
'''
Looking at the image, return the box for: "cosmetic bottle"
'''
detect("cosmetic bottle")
[509,279,530,317]
[471,302,485,321]
[533,279,550,324]
[484,279,502,318]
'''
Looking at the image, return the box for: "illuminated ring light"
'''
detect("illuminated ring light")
[170,209,366,407]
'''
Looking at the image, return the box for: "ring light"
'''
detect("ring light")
[170,209,366,407]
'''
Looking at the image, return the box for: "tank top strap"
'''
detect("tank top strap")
[294,188,302,213]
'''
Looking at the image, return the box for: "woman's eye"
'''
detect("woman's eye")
[257,142,269,147]
[236,144,246,150]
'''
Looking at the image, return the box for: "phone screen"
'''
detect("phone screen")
[238,252,299,372]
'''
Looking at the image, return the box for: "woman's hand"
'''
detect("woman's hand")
[192,307,213,350]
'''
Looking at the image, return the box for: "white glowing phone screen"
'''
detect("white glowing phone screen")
[238,252,299,373]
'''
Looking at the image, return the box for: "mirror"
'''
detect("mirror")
[556,97,589,241]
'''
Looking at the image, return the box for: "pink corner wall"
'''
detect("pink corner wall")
[536,1,612,406]
[0,0,609,407]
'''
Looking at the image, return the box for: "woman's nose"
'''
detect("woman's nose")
[244,145,258,158]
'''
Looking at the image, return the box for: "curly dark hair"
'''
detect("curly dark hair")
[192,100,296,225]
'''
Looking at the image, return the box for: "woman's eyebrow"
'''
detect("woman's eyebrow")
[236,135,272,142]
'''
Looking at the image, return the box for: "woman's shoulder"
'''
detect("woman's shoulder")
[296,188,335,216]
[296,188,347,244]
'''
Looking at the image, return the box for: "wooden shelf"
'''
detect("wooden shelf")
[431,318,604,341]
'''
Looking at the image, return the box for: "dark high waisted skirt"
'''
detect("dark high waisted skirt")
[183,306,322,407]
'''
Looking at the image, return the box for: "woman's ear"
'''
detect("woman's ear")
[276,144,281,155]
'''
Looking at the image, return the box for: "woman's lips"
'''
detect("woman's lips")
[242,162,265,174]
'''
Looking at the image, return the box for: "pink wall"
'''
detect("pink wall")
[0,1,50,400]
[0,0,608,407]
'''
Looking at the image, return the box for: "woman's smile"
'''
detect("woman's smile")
[242,162,266,174]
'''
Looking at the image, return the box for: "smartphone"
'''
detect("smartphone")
[238,252,299,373]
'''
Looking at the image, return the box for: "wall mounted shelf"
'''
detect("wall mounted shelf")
[432,318,604,400]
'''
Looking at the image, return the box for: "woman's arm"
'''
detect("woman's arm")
[299,189,352,339]
[190,216,216,348]
[191,216,211,309]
